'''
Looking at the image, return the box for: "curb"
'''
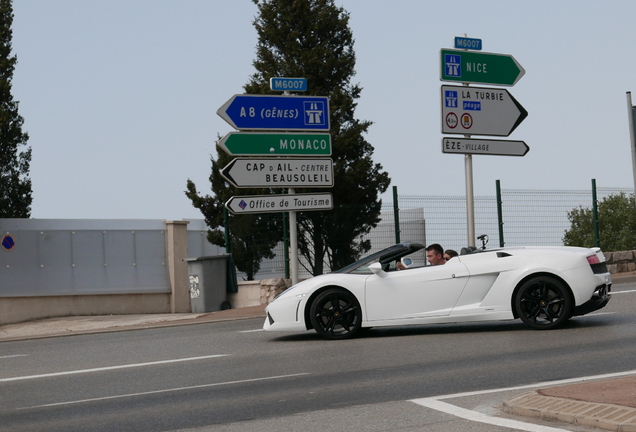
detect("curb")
[503,392,636,432]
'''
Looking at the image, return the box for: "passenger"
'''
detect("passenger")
[444,249,458,262]
[426,243,445,266]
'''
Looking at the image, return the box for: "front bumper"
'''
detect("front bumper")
[262,295,308,332]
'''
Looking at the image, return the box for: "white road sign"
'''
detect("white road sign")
[442,137,529,156]
[225,193,333,214]
[441,85,527,136]
[220,158,334,188]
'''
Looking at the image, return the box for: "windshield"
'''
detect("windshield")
[333,243,425,275]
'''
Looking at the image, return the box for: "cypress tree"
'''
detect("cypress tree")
[0,0,31,218]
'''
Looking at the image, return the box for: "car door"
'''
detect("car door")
[364,260,470,322]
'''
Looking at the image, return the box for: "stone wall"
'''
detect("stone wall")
[260,278,293,304]
[229,278,292,309]
[605,250,636,274]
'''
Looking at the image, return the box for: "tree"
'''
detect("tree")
[563,192,636,251]
[246,0,390,274]
[0,0,31,218]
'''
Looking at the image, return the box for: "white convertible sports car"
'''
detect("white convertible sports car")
[263,243,612,339]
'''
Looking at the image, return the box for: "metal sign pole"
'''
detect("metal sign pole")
[288,187,299,284]
[283,90,299,285]
[463,41,476,248]
[465,153,475,247]
[627,92,636,197]
[462,34,475,247]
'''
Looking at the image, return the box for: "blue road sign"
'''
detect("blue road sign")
[270,77,308,92]
[217,94,330,131]
[454,37,482,50]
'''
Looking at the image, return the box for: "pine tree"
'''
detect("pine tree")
[0,0,31,218]
[246,0,390,274]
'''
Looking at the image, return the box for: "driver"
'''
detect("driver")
[426,243,445,266]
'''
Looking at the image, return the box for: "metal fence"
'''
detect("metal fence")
[389,187,633,256]
[245,185,634,280]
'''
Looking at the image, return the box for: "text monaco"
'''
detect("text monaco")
[279,138,328,151]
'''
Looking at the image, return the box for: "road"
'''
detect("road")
[1,282,635,432]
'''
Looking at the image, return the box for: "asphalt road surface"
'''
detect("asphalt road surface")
[2,282,635,432]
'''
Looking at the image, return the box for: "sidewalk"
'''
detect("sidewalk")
[0,304,267,342]
[503,377,636,431]
[1,273,635,431]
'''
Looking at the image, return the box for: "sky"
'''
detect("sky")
[10,0,636,220]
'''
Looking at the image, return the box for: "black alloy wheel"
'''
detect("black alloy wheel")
[515,276,572,330]
[309,288,362,340]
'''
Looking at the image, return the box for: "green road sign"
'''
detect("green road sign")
[218,132,331,156]
[440,49,525,86]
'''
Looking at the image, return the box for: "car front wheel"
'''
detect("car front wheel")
[309,288,362,340]
[515,276,572,330]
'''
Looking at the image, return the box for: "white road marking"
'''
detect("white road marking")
[612,289,636,294]
[0,354,228,383]
[20,373,311,410]
[410,369,636,432]
[0,354,28,359]
[239,329,264,333]
[412,398,570,432]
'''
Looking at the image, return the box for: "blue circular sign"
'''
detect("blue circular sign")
[2,234,15,251]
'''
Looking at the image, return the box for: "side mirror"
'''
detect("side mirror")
[369,262,387,278]
[401,257,413,268]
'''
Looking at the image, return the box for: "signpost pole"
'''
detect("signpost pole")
[288,188,299,285]
[218,78,331,284]
[627,92,636,202]
[284,89,300,285]
[461,36,476,248]
[441,35,527,247]
[465,153,475,247]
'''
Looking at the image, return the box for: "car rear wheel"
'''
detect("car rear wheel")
[515,276,572,330]
[309,288,362,340]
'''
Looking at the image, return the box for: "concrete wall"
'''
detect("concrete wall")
[0,219,222,325]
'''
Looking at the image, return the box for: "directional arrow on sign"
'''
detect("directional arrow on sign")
[217,94,330,131]
[440,49,525,86]
[218,132,331,156]
[221,158,334,188]
[225,193,333,214]
[441,85,527,137]
[442,137,529,157]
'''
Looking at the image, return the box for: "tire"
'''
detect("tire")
[309,288,362,340]
[515,276,572,330]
